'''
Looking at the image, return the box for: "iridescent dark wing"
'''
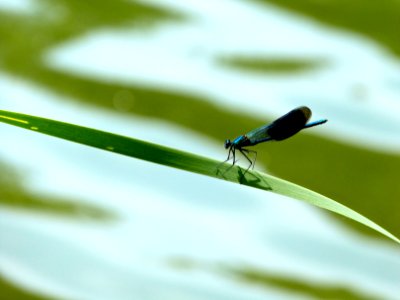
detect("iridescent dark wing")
[245,106,312,145]
[246,123,273,145]
[267,106,311,141]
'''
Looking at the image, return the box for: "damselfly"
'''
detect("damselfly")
[222,106,327,171]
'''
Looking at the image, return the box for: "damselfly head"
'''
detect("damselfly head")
[224,139,232,149]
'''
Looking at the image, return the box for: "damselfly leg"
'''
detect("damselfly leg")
[216,146,237,174]
[239,148,257,173]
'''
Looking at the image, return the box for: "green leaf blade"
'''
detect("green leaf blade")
[0,110,398,244]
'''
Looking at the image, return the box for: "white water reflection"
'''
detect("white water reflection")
[0,0,34,13]
[1,74,400,299]
[46,0,400,153]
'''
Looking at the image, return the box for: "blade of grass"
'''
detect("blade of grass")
[0,110,398,244]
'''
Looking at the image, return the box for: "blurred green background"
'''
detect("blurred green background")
[1,0,400,299]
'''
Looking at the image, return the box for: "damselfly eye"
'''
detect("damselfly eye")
[224,139,231,149]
